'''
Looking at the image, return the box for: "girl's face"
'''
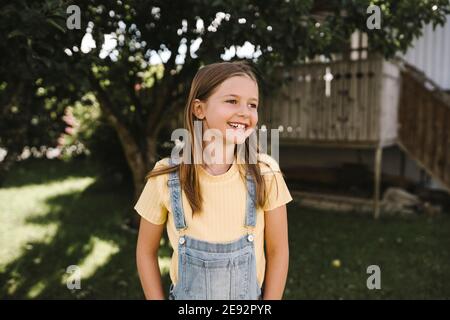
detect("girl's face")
[193,75,259,145]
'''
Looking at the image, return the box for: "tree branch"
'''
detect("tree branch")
[88,70,147,181]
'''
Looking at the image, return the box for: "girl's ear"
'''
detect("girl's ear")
[192,99,206,120]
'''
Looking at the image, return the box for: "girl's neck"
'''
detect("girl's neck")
[202,142,235,176]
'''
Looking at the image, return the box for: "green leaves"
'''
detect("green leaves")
[7,30,26,39]
[46,18,66,34]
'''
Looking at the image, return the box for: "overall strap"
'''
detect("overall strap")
[245,173,257,228]
[167,158,187,230]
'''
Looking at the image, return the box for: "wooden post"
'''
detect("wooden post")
[400,149,406,178]
[373,145,383,219]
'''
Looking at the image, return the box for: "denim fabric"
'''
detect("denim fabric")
[167,158,261,300]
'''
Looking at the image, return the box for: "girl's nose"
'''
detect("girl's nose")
[237,102,251,116]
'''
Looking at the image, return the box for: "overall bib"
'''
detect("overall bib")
[167,160,262,300]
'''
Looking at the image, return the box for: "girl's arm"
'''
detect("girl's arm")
[263,204,289,300]
[136,217,166,300]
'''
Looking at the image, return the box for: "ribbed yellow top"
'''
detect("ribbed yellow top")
[134,154,292,287]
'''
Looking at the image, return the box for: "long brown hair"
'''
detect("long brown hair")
[147,60,269,214]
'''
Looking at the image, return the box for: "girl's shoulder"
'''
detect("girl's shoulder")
[257,153,281,175]
[146,157,172,181]
[154,157,171,169]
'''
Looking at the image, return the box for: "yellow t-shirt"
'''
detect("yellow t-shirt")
[134,153,293,288]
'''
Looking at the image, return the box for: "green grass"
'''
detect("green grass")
[287,206,450,299]
[0,159,162,299]
[1,159,449,299]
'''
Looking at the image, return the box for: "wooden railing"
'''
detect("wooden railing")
[398,69,450,191]
[260,56,400,147]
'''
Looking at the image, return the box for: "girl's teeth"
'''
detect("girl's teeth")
[229,123,245,129]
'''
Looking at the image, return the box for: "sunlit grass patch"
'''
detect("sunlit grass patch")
[61,236,119,286]
[0,177,95,271]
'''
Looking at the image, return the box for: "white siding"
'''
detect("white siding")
[402,15,450,90]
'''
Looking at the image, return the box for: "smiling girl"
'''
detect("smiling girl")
[135,60,292,300]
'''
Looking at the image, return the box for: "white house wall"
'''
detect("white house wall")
[402,15,450,90]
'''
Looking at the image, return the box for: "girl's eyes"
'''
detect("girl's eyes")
[225,100,258,109]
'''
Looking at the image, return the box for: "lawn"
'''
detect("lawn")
[1,159,449,299]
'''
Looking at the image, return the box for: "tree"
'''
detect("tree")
[73,0,449,226]
[2,0,449,227]
[0,0,87,184]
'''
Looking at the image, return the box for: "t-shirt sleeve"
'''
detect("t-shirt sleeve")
[258,154,293,212]
[133,159,169,225]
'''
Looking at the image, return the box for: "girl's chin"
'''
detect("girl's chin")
[224,135,247,145]
[222,129,246,144]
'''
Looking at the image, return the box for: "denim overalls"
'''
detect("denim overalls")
[167,159,262,300]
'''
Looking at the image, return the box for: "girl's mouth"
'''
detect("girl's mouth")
[227,122,248,130]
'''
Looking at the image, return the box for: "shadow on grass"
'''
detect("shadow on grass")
[0,164,172,299]
[2,158,99,188]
